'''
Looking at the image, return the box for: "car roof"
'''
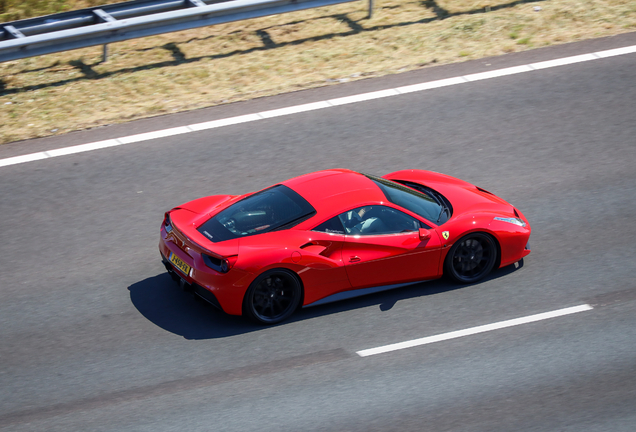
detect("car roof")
[283,169,385,216]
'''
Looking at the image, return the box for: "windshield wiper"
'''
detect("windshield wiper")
[437,206,449,223]
[434,192,451,222]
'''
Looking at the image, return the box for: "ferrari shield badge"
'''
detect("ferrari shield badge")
[442,231,450,240]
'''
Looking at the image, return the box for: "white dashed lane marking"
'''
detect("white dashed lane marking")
[356,304,593,357]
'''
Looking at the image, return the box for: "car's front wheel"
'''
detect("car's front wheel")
[445,232,497,284]
[243,269,302,325]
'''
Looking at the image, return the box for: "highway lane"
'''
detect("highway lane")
[1,35,635,430]
[4,300,636,431]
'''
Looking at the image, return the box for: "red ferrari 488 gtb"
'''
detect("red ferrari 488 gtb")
[160,169,531,324]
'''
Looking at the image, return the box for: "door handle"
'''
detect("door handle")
[349,256,361,262]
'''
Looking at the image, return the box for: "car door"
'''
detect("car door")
[294,217,351,305]
[339,205,443,289]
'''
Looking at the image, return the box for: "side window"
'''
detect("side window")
[337,205,421,235]
[312,216,345,234]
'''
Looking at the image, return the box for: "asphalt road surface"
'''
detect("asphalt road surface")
[1,33,635,431]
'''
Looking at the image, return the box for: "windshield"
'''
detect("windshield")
[366,175,445,223]
[197,185,315,242]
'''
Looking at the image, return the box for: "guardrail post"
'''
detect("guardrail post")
[368,0,373,19]
[93,9,116,63]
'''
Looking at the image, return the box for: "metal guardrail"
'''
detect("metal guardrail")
[0,0,368,63]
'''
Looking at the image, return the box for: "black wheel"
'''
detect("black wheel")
[445,232,497,284]
[243,269,302,325]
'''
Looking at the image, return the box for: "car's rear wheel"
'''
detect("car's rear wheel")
[445,232,497,284]
[243,269,302,325]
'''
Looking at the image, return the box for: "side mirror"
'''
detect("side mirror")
[419,228,431,241]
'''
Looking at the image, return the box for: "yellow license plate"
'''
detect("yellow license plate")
[170,252,191,276]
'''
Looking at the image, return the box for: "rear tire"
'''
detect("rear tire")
[243,269,302,325]
[445,232,497,284]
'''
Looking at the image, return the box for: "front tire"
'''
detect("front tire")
[445,232,497,284]
[243,269,302,325]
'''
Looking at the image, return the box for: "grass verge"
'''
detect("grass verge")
[1,0,635,145]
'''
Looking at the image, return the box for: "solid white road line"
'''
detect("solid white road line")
[117,126,193,144]
[44,139,121,156]
[329,88,400,106]
[356,304,593,357]
[188,113,263,131]
[395,76,467,94]
[463,65,534,82]
[259,101,332,118]
[1,44,635,169]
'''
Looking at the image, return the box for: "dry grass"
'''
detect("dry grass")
[1,0,635,144]
[0,0,123,22]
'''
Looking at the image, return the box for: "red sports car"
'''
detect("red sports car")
[159,169,531,324]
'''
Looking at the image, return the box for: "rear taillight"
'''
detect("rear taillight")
[163,212,173,233]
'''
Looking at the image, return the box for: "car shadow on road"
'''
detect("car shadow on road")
[128,273,255,339]
[129,259,524,340]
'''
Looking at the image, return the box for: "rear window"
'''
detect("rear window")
[197,185,315,242]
